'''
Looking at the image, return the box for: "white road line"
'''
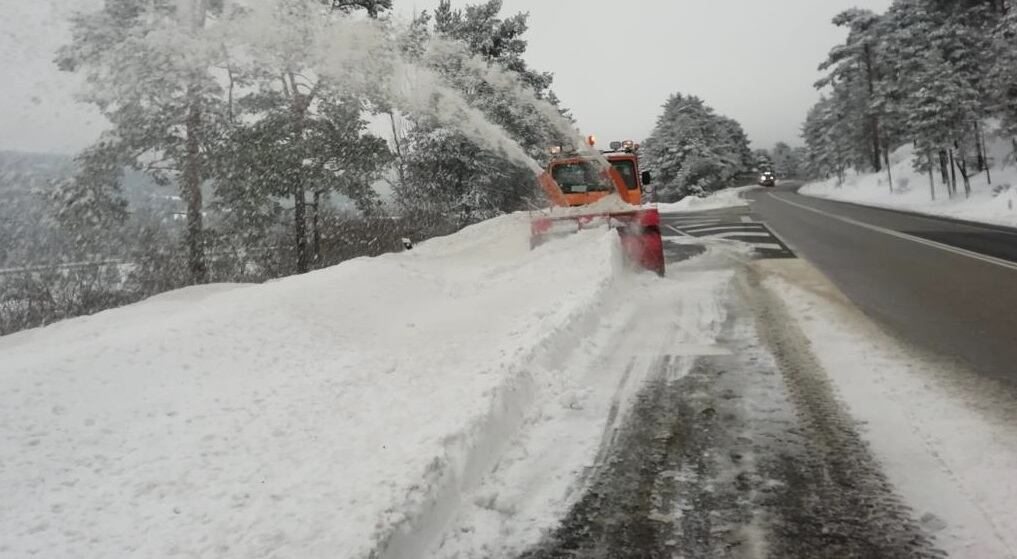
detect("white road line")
[741,216,754,223]
[683,224,766,234]
[664,225,696,238]
[771,193,1017,272]
[709,232,775,240]
[752,243,787,251]
[664,219,722,226]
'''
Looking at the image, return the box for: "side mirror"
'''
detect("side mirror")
[641,171,653,185]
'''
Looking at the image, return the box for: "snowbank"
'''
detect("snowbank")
[0,213,628,558]
[654,185,755,214]
[801,144,1017,228]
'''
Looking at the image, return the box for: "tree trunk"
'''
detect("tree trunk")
[938,149,950,188]
[312,189,323,266]
[978,123,992,185]
[182,91,208,284]
[884,146,893,192]
[974,122,987,173]
[388,112,406,189]
[927,150,936,201]
[949,149,958,197]
[290,80,312,274]
[955,142,972,198]
[863,43,882,173]
[293,181,308,273]
[179,0,208,284]
[870,116,882,173]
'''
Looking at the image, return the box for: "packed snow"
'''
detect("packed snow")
[801,143,1017,228]
[654,186,755,214]
[0,214,612,557]
[762,261,1017,558]
[0,212,729,558]
[429,268,732,557]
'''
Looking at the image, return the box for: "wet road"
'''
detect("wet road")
[520,256,942,559]
[747,184,1017,386]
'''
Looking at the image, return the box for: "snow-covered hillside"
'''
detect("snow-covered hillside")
[0,212,731,558]
[801,144,1017,228]
[0,214,607,556]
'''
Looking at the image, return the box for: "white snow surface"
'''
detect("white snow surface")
[800,143,1017,228]
[765,268,1017,559]
[429,267,732,558]
[654,185,755,214]
[0,213,639,558]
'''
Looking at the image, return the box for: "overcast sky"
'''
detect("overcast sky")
[411,0,893,149]
[0,0,891,154]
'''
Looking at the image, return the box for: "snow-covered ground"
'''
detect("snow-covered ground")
[801,143,1017,228]
[428,267,731,558]
[761,260,1017,558]
[654,185,755,214]
[0,211,730,558]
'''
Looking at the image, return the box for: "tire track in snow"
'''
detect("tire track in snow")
[740,267,945,558]
[520,266,946,558]
[426,266,733,558]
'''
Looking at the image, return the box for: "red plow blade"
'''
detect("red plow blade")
[530,208,665,276]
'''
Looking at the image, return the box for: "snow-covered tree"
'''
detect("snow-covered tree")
[771,142,806,178]
[989,4,1017,159]
[803,0,1017,198]
[57,0,225,283]
[396,0,567,218]
[816,8,886,173]
[211,0,394,273]
[321,0,392,17]
[642,94,753,200]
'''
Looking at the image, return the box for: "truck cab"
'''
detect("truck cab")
[546,140,651,207]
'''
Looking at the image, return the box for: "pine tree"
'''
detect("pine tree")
[817,8,886,173]
[642,94,753,200]
[989,5,1017,159]
[214,0,393,273]
[57,0,225,283]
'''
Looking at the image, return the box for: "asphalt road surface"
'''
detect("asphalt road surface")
[747,183,1017,387]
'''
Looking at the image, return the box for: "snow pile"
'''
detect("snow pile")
[0,213,628,558]
[655,185,755,214]
[801,143,1017,228]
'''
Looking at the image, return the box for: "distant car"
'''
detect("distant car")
[759,172,777,187]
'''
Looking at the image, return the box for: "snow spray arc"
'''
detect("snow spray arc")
[229,0,607,179]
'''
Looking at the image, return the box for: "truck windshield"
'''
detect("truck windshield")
[550,160,638,193]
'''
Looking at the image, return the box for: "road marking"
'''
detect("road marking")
[663,219,722,226]
[771,193,1017,272]
[752,243,787,251]
[664,220,795,258]
[665,225,696,238]
[741,216,754,223]
[710,232,774,240]
[682,224,766,234]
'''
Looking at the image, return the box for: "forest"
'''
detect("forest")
[803,0,1016,198]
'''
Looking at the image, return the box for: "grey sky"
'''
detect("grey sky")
[0,0,891,154]
[410,0,892,149]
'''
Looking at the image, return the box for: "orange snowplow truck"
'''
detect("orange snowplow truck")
[531,138,665,276]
